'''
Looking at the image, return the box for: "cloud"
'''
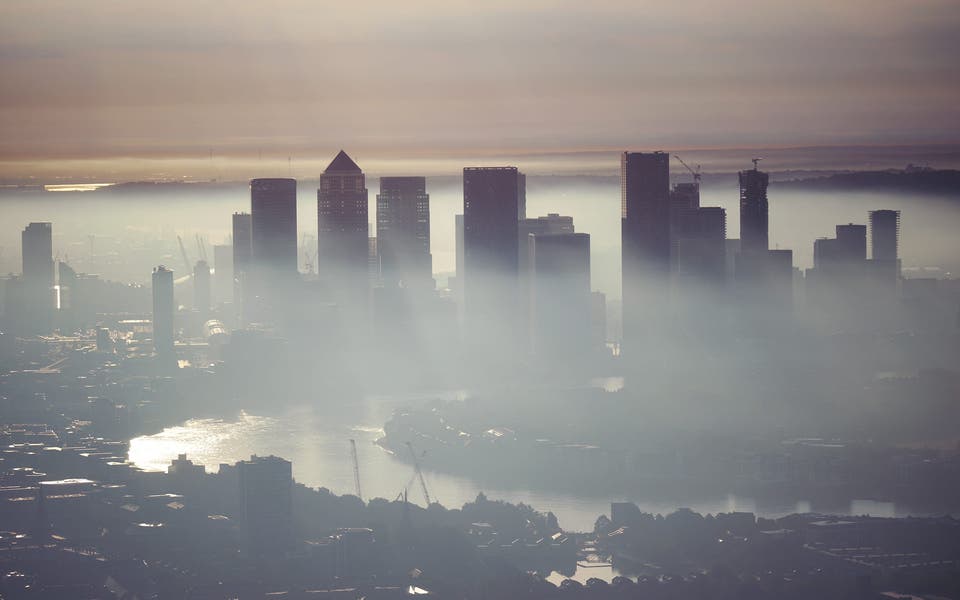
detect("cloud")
[0,0,958,169]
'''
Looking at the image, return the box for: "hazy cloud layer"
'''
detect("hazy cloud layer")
[1,0,958,173]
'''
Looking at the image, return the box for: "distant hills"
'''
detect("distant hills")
[773,167,960,197]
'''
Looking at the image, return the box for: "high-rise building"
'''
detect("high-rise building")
[317,151,368,305]
[519,213,576,341]
[376,176,431,290]
[676,207,727,285]
[232,212,253,318]
[835,223,867,263]
[530,232,591,359]
[151,265,174,358]
[463,166,525,344]
[250,178,298,282]
[620,151,671,352]
[21,222,54,332]
[193,260,211,313]
[238,455,293,558]
[213,244,233,305]
[869,210,900,262]
[739,163,769,254]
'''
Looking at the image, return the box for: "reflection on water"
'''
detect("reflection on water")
[546,563,616,586]
[129,394,913,533]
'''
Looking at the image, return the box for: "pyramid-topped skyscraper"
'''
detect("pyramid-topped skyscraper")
[317,150,369,310]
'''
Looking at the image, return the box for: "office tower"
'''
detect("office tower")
[738,163,769,254]
[462,166,525,344]
[151,266,174,357]
[21,222,54,332]
[869,210,900,262]
[620,151,671,352]
[232,212,253,317]
[530,232,591,359]
[519,213,574,239]
[676,207,727,285]
[213,244,233,304]
[835,224,867,262]
[519,213,576,341]
[376,176,432,290]
[250,178,298,282]
[317,151,369,305]
[519,214,575,279]
[193,260,211,313]
[238,455,293,558]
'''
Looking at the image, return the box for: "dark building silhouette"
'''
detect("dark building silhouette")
[376,176,432,290]
[530,232,591,360]
[676,206,727,286]
[21,222,54,333]
[238,455,293,558]
[520,213,576,345]
[453,213,465,314]
[151,266,174,358]
[739,163,770,254]
[250,178,298,282]
[213,244,232,305]
[869,209,901,285]
[836,223,867,262]
[869,210,900,262]
[620,151,671,353]
[317,151,369,307]
[519,214,575,284]
[193,260,211,313]
[232,212,252,317]
[462,167,525,346]
[669,181,701,271]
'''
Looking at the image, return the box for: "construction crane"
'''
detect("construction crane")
[176,235,192,278]
[349,439,363,501]
[195,234,208,262]
[406,441,431,506]
[673,155,702,184]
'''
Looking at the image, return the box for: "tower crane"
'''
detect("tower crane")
[195,234,208,262]
[176,235,192,278]
[673,155,702,184]
[406,441,432,506]
[349,439,363,501]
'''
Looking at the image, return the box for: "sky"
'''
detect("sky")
[1,0,959,180]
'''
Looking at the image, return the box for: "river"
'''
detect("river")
[128,389,913,533]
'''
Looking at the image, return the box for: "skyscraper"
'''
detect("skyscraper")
[738,163,769,254]
[232,212,253,318]
[676,207,727,285]
[620,151,671,353]
[213,244,233,305]
[151,265,174,358]
[238,455,293,558]
[376,176,432,290]
[250,178,298,281]
[462,166,525,344]
[869,209,900,262]
[193,260,211,313]
[317,151,369,305]
[21,222,54,332]
[530,232,591,360]
[835,223,867,263]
